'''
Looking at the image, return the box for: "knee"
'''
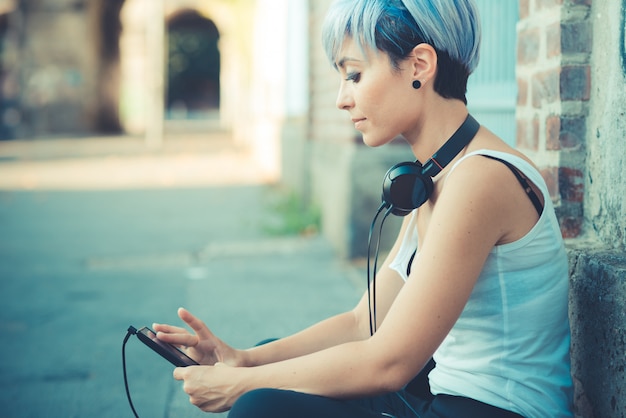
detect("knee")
[228,388,282,418]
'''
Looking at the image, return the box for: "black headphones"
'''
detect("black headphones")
[382,114,480,216]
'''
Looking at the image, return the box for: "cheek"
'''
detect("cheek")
[370,89,410,127]
[359,83,393,117]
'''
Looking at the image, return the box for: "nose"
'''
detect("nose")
[335,81,354,110]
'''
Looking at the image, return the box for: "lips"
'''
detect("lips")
[352,118,366,129]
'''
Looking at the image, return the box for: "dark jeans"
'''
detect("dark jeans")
[228,360,524,418]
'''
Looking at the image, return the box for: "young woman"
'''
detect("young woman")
[153,0,574,416]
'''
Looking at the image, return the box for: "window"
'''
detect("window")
[467,0,519,146]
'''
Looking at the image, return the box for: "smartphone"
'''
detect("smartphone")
[135,326,199,367]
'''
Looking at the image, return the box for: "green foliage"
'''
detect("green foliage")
[262,187,321,236]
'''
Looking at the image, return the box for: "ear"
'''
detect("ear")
[408,43,438,85]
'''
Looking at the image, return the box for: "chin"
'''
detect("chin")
[361,134,394,148]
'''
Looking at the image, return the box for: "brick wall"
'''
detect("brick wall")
[518,1,626,417]
[516,0,591,239]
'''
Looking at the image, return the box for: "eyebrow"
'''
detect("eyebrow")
[336,56,362,69]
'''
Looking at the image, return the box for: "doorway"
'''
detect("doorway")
[166,10,221,120]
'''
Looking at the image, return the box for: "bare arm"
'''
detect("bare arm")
[173,157,522,411]
[243,272,406,367]
[156,215,414,369]
[237,214,414,366]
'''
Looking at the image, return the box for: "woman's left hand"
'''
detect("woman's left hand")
[173,362,246,412]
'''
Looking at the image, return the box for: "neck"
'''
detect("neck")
[407,101,470,163]
[421,114,479,177]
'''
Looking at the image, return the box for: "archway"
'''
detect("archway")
[166,10,220,120]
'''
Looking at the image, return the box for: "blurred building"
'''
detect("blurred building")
[0,0,306,179]
[0,2,623,415]
[0,0,130,138]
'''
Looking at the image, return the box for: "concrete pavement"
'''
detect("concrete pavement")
[0,134,362,417]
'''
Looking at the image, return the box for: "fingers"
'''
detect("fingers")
[155,331,197,347]
[153,307,213,347]
[173,366,231,413]
[153,322,198,347]
[178,307,214,340]
[152,323,188,334]
[173,365,199,382]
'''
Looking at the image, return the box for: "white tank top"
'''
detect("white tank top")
[389,150,574,417]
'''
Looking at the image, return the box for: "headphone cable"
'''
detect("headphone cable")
[367,203,386,336]
[367,203,394,335]
[368,205,423,418]
[123,326,141,418]
[373,206,394,334]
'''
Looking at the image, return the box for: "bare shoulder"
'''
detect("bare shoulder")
[438,153,515,221]
[439,149,542,244]
[446,151,517,187]
[445,126,538,200]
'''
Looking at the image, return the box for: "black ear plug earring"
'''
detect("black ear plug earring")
[412,80,422,89]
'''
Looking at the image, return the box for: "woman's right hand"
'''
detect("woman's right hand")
[153,307,243,367]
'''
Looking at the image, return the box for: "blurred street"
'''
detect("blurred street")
[0,132,361,417]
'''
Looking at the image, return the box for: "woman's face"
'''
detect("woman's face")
[335,37,419,147]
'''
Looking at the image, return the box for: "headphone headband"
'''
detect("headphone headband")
[381,114,480,217]
[422,114,480,177]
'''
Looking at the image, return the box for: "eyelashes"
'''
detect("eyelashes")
[346,72,361,83]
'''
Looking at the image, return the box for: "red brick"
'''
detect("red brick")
[516,118,539,150]
[559,167,585,202]
[546,116,586,151]
[541,166,560,201]
[560,215,583,238]
[517,77,529,106]
[559,117,586,149]
[546,115,561,150]
[518,28,541,64]
[560,65,591,101]
[561,21,592,55]
[532,69,560,107]
[532,117,540,149]
[546,23,561,58]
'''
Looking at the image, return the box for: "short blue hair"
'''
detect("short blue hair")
[322,0,482,103]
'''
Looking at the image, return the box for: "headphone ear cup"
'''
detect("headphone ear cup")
[382,161,434,216]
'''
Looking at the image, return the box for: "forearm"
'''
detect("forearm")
[172,335,413,413]
[239,337,414,400]
[241,309,367,367]
[240,218,409,368]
